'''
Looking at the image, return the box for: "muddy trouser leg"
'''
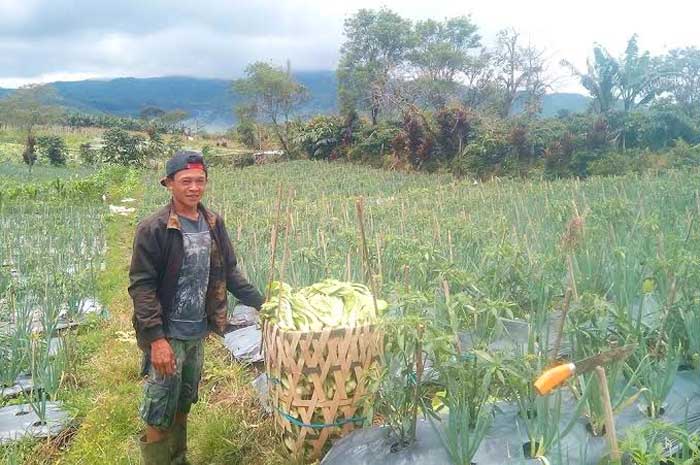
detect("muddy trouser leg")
[171,339,204,465]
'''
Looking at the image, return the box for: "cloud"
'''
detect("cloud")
[0,0,699,90]
[0,0,345,86]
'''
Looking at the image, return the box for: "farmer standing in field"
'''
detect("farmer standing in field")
[129,150,264,465]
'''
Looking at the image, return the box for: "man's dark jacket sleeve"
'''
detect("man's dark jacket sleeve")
[217,217,265,310]
[128,222,166,347]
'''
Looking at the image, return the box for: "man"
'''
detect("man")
[129,151,264,465]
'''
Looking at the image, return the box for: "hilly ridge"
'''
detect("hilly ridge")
[0,73,589,130]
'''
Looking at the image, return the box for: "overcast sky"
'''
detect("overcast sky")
[1,0,699,92]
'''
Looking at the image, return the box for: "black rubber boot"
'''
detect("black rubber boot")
[140,435,170,465]
[170,422,191,465]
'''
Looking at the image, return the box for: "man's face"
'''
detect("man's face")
[167,168,207,209]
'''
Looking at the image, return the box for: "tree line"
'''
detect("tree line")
[0,85,189,170]
[234,8,700,178]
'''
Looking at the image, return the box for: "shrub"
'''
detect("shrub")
[543,132,577,179]
[101,128,145,167]
[666,139,700,168]
[291,115,345,160]
[451,118,513,179]
[36,135,67,166]
[434,105,476,160]
[346,120,401,167]
[22,135,37,169]
[79,143,99,165]
[398,111,434,169]
[587,151,634,177]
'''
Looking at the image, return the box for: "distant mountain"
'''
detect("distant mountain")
[512,92,591,117]
[0,75,590,129]
[541,93,591,117]
[0,72,338,131]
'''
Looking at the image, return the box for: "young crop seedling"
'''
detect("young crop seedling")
[428,362,493,465]
[574,359,645,436]
[631,344,681,419]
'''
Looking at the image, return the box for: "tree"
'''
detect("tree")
[0,85,63,172]
[520,45,551,117]
[0,84,63,137]
[567,36,664,151]
[160,109,189,127]
[139,106,166,120]
[234,105,263,149]
[492,29,550,118]
[408,16,481,109]
[561,46,619,114]
[564,36,662,118]
[101,128,145,167]
[36,135,68,166]
[662,47,700,117]
[79,142,99,166]
[337,8,414,124]
[233,61,308,155]
[616,35,663,113]
[22,135,37,171]
[461,49,497,109]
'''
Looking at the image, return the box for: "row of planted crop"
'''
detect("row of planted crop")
[0,199,105,424]
[140,162,700,317]
[134,162,700,463]
[137,161,700,463]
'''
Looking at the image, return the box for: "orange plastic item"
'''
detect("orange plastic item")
[534,363,576,395]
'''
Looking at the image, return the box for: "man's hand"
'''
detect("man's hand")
[151,338,176,377]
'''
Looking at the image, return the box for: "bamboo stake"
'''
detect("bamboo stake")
[447,230,454,263]
[375,234,383,281]
[252,230,259,265]
[319,229,328,275]
[265,185,284,302]
[277,206,293,299]
[346,252,352,282]
[550,287,572,360]
[595,366,620,462]
[442,280,463,356]
[355,197,379,314]
[566,254,579,301]
[409,323,425,443]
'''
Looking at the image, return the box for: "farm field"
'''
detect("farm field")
[2,160,700,464]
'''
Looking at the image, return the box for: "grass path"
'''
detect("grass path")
[37,182,285,464]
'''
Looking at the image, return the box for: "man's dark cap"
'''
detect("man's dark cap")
[160,150,207,186]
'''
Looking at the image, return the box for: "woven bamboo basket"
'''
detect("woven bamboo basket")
[263,321,383,459]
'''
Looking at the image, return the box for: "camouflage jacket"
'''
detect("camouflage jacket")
[128,201,264,351]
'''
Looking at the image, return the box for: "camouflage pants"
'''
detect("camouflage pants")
[140,338,204,430]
